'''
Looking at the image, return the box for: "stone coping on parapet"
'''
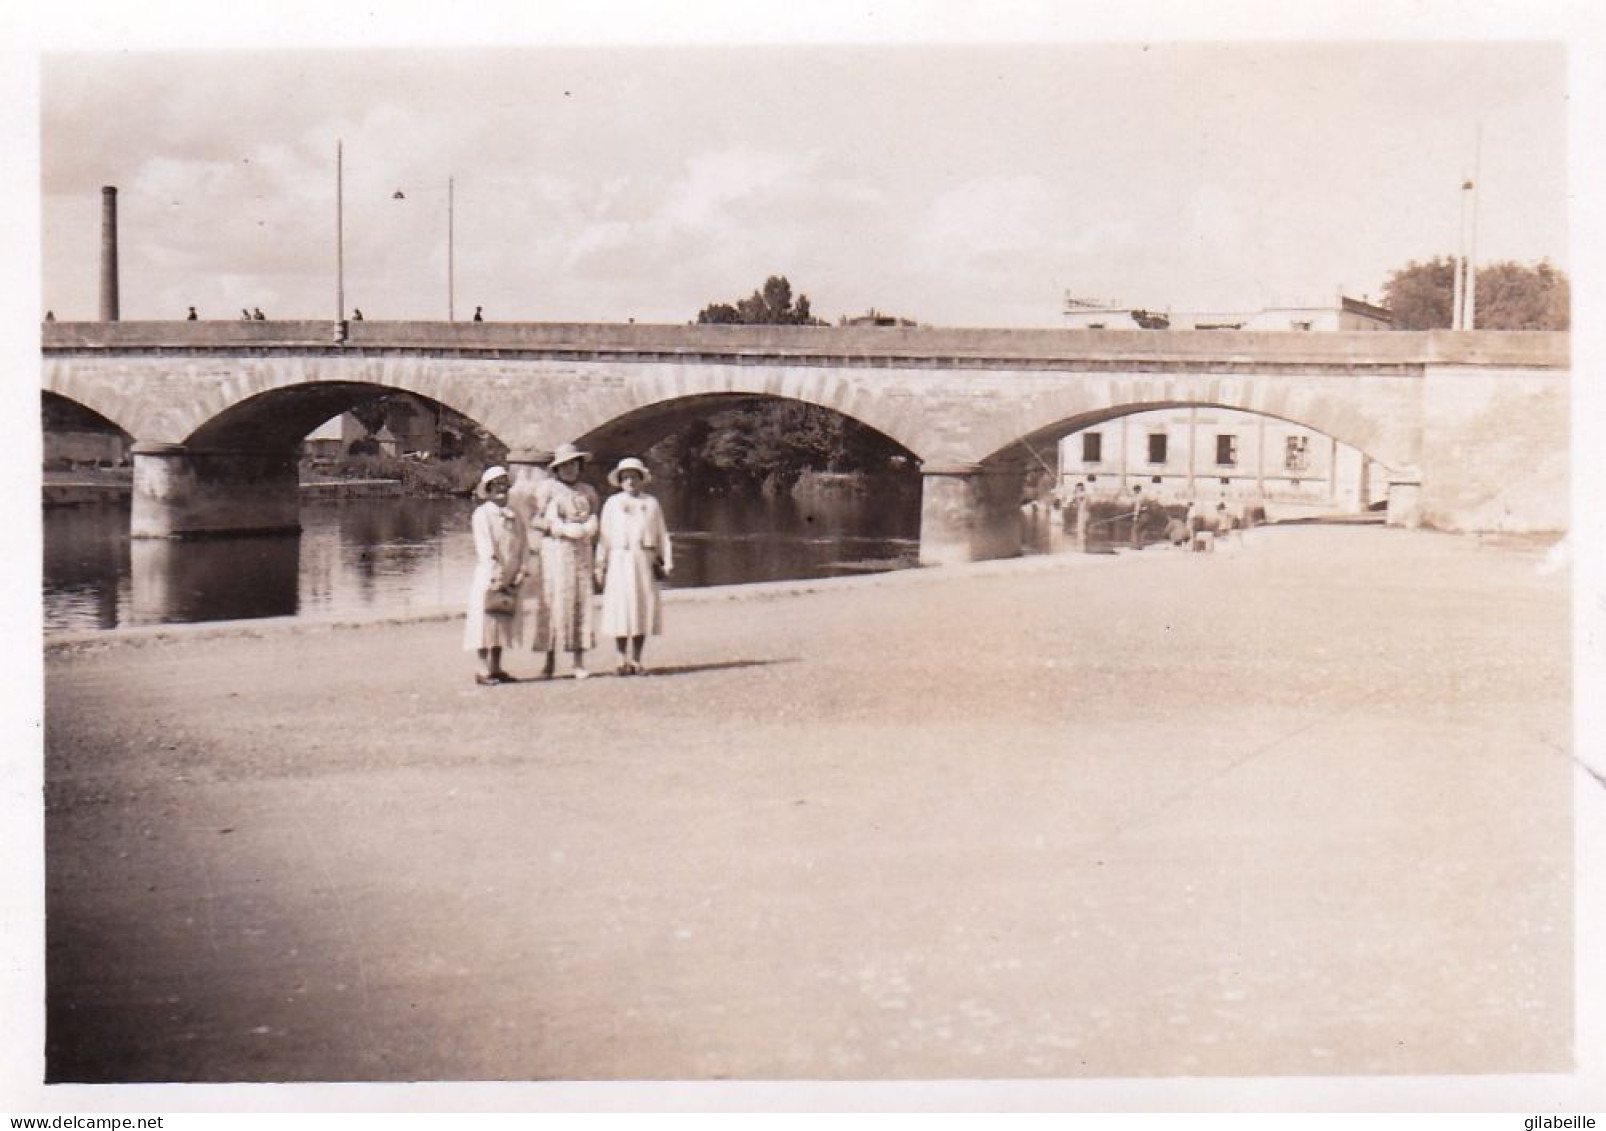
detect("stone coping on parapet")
[40,321,1569,370]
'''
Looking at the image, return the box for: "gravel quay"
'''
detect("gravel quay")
[42,525,1576,1084]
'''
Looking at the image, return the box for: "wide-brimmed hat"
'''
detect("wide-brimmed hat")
[475,465,510,498]
[608,457,652,487]
[549,442,590,469]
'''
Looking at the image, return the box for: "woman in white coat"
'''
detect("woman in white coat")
[463,466,528,685]
[595,457,672,675]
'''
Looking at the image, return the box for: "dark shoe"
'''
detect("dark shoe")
[474,673,497,687]
[490,671,518,684]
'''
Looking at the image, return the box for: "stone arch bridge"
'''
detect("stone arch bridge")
[42,321,1569,563]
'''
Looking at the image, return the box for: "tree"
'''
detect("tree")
[1381,257,1569,330]
[697,274,827,326]
[673,277,914,488]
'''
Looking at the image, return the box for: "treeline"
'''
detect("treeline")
[644,401,914,493]
[1381,258,1568,330]
[653,275,914,490]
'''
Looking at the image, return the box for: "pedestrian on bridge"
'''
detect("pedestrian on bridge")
[596,457,672,676]
[186,306,198,321]
[464,466,528,686]
[473,306,484,322]
[532,443,599,680]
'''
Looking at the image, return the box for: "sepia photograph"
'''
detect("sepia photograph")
[4,0,1604,1117]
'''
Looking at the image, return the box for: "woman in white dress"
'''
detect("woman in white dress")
[463,466,528,685]
[595,457,672,675]
[534,442,600,680]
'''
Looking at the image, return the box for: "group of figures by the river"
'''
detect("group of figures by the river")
[465,444,672,686]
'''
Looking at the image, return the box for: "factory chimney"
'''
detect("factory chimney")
[99,186,120,321]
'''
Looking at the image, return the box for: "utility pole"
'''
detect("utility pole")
[336,140,345,322]
[448,175,455,322]
[1453,126,1482,331]
[1467,126,1482,330]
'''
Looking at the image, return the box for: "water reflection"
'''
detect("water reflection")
[43,480,924,633]
[128,535,300,625]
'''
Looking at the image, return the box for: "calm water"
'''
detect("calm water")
[42,484,926,634]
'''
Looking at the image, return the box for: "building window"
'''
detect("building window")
[1285,435,1310,472]
[1087,322,1106,330]
[1291,320,1313,331]
[1220,477,1232,486]
[1082,433,1103,463]
[1216,434,1238,467]
[1150,475,1163,484]
[1147,432,1168,465]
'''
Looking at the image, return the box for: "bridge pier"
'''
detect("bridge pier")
[130,443,302,538]
[1386,474,1424,530]
[919,464,1026,566]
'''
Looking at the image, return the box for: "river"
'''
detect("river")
[42,483,939,634]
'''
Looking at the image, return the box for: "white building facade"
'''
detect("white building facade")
[1062,293,1393,332]
[1054,291,1393,512]
[1056,407,1384,514]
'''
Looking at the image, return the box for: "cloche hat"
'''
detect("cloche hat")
[475,465,510,499]
[607,457,652,487]
[549,442,591,469]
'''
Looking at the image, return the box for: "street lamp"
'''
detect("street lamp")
[391,177,457,321]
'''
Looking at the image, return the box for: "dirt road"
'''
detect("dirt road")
[41,526,1575,1084]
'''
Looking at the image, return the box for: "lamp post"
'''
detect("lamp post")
[448,176,455,323]
[393,177,456,321]
[336,140,345,321]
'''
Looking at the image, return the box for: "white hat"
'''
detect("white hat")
[479,465,510,488]
[549,442,591,469]
[608,457,652,487]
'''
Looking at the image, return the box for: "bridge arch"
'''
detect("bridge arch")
[179,381,505,454]
[40,384,139,442]
[563,390,920,474]
[976,381,1419,475]
[540,366,934,465]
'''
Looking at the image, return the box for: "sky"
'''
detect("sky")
[33,32,1572,328]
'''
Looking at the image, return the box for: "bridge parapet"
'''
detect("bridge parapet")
[42,320,1568,370]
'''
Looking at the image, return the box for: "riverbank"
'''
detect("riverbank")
[36,525,1587,1094]
[42,469,406,506]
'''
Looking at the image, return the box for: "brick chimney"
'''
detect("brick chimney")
[99,186,119,321]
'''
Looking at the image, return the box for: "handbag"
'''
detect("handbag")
[484,587,517,617]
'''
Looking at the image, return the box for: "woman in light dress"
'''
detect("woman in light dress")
[463,465,528,686]
[532,442,600,680]
[595,457,673,675]
[506,454,552,659]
